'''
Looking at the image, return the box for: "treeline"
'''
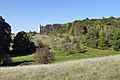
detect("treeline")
[40,16,120,51]
[0,16,54,64]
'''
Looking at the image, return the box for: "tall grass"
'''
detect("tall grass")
[0,54,120,80]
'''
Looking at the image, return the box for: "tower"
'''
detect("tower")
[38,25,41,33]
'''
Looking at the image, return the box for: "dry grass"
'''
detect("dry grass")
[0,55,120,80]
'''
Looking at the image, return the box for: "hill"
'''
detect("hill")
[38,16,120,51]
[0,54,120,80]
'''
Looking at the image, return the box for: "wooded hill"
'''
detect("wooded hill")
[40,16,120,51]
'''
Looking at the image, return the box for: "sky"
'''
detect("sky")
[0,0,120,33]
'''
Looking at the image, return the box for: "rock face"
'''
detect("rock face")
[40,24,62,34]
[39,21,85,36]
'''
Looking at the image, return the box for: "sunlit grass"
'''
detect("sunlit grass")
[0,55,120,80]
[53,48,120,62]
[12,48,120,64]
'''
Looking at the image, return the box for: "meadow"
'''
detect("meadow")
[12,47,120,66]
[0,54,120,80]
[1,34,120,80]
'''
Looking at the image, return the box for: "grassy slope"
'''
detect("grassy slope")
[0,54,120,80]
[12,48,120,63]
[54,48,120,62]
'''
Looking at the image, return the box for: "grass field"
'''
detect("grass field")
[54,48,120,62]
[0,54,120,80]
[12,48,120,65]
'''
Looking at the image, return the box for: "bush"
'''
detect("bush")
[64,35,71,42]
[62,43,72,54]
[34,45,55,64]
[0,53,12,64]
[71,38,78,44]
[86,39,98,48]
[56,33,63,38]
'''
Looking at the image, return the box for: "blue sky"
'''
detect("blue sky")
[0,0,120,33]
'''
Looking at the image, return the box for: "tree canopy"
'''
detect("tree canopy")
[12,31,36,54]
[0,17,11,54]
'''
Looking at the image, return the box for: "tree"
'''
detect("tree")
[99,29,105,37]
[12,31,36,54]
[74,41,81,54]
[111,29,120,51]
[98,37,109,50]
[0,16,12,64]
[74,21,84,36]
[85,28,98,48]
[69,23,74,36]
[0,16,11,54]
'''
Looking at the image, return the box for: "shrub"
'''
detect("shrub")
[86,39,98,48]
[34,43,55,64]
[56,33,63,38]
[62,43,72,54]
[64,35,71,42]
[71,38,78,44]
[0,53,12,64]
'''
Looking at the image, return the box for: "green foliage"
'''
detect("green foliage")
[98,37,109,50]
[64,35,71,42]
[35,40,43,47]
[99,29,105,37]
[27,31,37,40]
[56,33,63,38]
[39,16,120,51]
[69,23,74,35]
[111,29,120,51]
[74,42,81,54]
[62,43,73,54]
[87,39,98,48]
[12,31,36,54]
[71,37,78,44]
[85,30,98,48]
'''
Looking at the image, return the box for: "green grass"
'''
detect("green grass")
[12,48,120,65]
[1,55,120,80]
[12,54,33,62]
[53,48,120,62]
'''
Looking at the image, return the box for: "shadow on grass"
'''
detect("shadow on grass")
[0,61,34,67]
